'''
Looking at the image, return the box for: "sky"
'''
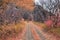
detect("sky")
[34,0,55,11]
[34,0,56,5]
[34,0,44,5]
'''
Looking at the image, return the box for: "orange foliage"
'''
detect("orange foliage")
[16,0,34,11]
[0,21,26,40]
[3,0,35,11]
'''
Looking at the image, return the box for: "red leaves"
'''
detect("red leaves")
[44,20,53,27]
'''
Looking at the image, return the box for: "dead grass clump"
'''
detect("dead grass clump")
[0,21,25,40]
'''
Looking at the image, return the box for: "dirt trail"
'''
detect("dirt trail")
[4,21,59,40]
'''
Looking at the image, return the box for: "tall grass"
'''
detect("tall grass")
[0,21,25,40]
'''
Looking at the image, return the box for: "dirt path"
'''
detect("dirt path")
[4,21,59,40]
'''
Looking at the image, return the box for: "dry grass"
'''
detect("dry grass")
[33,22,46,29]
[48,28,60,36]
[34,22,60,37]
[0,21,26,40]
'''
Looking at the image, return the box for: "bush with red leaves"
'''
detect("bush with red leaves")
[44,20,53,28]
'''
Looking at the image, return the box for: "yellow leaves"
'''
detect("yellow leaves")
[14,24,22,32]
[13,21,25,33]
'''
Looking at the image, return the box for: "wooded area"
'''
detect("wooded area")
[0,0,60,27]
